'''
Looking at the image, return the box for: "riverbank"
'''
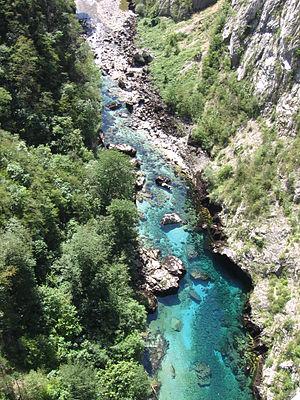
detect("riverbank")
[77,0,209,179]
[76,0,262,398]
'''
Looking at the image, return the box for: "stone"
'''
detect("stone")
[125,102,134,113]
[171,318,182,332]
[160,213,183,225]
[130,158,141,169]
[194,362,211,387]
[162,256,185,276]
[279,360,294,371]
[171,364,176,379]
[155,175,172,190]
[293,187,300,204]
[190,269,210,281]
[145,331,168,374]
[133,49,153,66]
[107,143,137,157]
[138,249,186,295]
[135,172,146,191]
[189,290,201,303]
[106,101,122,111]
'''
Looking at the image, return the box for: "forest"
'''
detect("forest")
[0,1,150,399]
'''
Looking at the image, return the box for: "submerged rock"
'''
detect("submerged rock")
[190,269,210,281]
[171,318,182,332]
[161,213,183,225]
[189,290,201,303]
[107,143,137,157]
[194,362,211,387]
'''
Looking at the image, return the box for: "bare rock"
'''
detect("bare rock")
[155,175,172,190]
[135,172,146,191]
[107,143,137,157]
[161,213,183,225]
[138,249,186,295]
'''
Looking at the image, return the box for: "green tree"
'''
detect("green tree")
[99,361,151,400]
[0,220,41,364]
[57,363,98,400]
[107,199,138,257]
[88,150,135,211]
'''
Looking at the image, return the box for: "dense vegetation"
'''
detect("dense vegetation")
[0,1,150,399]
[138,2,300,399]
[134,0,194,21]
[137,1,259,153]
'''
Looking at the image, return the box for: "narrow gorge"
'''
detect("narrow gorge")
[76,0,300,399]
[0,0,298,399]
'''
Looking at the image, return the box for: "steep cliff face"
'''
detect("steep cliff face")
[209,1,300,399]
[224,0,300,134]
[137,0,300,399]
[135,0,217,19]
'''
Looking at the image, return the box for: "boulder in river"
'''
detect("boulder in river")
[106,101,122,111]
[130,157,141,169]
[194,362,211,387]
[135,172,146,191]
[189,290,201,303]
[138,249,186,295]
[107,143,137,157]
[155,175,172,190]
[144,331,168,375]
[161,213,183,226]
[190,269,210,281]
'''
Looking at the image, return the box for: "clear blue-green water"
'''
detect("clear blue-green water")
[102,77,254,400]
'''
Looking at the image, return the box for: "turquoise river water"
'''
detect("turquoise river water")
[102,77,254,400]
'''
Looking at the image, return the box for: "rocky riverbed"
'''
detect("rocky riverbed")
[77,0,209,179]
[75,1,263,399]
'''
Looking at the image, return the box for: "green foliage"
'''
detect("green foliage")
[88,150,135,211]
[18,370,54,400]
[267,276,291,316]
[0,1,150,397]
[138,2,258,151]
[0,220,42,364]
[206,125,300,228]
[56,363,98,400]
[99,361,151,400]
[272,369,298,400]
[0,0,101,148]
[135,0,193,21]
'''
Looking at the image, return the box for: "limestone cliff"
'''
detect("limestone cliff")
[137,0,300,398]
[224,0,300,135]
[210,1,300,399]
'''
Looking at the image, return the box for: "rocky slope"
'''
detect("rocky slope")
[212,2,300,398]
[77,0,299,399]
[136,0,300,399]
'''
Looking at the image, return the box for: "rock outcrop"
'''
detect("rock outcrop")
[224,0,300,135]
[106,143,137,157]
[160,213,183,225]
[137,248,186,296]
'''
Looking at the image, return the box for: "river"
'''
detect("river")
[102,77,254,400]
[76,0,255,398]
